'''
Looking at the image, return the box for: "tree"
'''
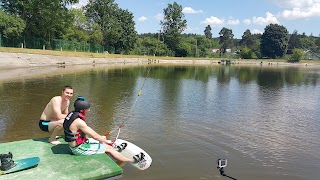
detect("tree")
[85,0,137,53]
[1,0,78,42]
[260,24,289,58]
[63,8,90,42]
[315,37,320,52]
[219,27,234,54]
[290,48,304,62]
[288,30,300,51]
[0,11,25,38]
[160,1,187,56]
[240,46,253,59]
[175,42,191,57]
[204,25,212,39]
[240,30,254,49]
[112,9,137,53]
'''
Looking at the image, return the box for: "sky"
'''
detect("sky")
[72,0,320,39]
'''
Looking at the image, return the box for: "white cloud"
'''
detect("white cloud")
[201,16,224,25]
[271,0,320,8]
[201,16,241,27]
[243,19,251,25]
[270,0,320,20]
[277,3,320,20]
[138,16,148,22]
[71,0,88,8]
[185,26,201,33]
[155,13,163,21]
[182,7,203,14]
[252,12,279,25]
[251,29,263,34]
[227,19,240,25]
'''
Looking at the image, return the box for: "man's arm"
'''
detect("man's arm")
[76,119,111,144]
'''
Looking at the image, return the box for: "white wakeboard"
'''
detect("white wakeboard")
[112,139,152,170]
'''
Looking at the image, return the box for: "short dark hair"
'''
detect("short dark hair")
[63,86,73,91]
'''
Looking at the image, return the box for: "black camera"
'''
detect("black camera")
[217,159,227,168]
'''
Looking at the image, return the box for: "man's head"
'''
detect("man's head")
[62,86,73,101]
[74,96,91,114]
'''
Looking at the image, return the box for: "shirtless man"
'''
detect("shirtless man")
[39,86,74,145]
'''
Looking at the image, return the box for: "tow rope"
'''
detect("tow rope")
[105,67,151,145]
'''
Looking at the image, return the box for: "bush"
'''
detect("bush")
[240,46,253,59]
[289,49,303,62]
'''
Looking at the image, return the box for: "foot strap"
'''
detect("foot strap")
[0,152,15,171]
[133,152,145,163]
[116,142,127,151]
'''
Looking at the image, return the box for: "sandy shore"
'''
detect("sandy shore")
[0,52,319,82]
[0,52,149,81]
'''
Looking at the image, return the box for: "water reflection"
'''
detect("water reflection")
[0,64,320,180]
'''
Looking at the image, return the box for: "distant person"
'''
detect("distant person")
[63,96,140,163]
[39,86,74,145]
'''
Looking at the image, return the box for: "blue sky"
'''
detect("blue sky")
[73,0,320,39]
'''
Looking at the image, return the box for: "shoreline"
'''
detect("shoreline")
[1,52,319,82]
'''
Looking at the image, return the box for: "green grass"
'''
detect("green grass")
[1,47,319,63]
[0,47,223,60]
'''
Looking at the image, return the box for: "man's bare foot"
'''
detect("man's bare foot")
[48,138,61,145]
[49,140,61,145]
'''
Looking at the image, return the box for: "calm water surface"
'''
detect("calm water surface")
[0,64,320,180]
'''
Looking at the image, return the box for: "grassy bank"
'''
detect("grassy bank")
[1,47,319,64]
[0,47,206,60]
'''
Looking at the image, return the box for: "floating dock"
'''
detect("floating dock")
[0,138,123,179]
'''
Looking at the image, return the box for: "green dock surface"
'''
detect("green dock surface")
[0,138,123,180]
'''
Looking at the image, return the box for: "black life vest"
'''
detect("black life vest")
[63,112,88,145]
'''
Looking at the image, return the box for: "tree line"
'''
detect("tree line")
[1,0,319,60]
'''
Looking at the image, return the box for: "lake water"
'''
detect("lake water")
[0,64,319,180]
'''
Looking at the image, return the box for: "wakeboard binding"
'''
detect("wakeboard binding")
[116,142,127,152]
[0,152,15,171]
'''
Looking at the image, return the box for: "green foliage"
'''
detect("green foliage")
[63,8,90,42]
[240,30,254,49]
[0,0,319,58]
[288,30,299,50]
[114,9,137,53]
[175,42,191,57]
[1,0,77,41]
[239,30,261,58]
[299,36,317,52]
[219,27,234,53]
[315,37,320,47]
[0,11,25,38]
[85,0,137,53]
[260,23,289,58]
[204,25,212,39]
[161,2,187,56]
[129,35,172,56]
[240,46,253,59]
[289,48,304,62]
[51,39,104,52]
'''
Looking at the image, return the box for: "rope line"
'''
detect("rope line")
[106,67,151,144]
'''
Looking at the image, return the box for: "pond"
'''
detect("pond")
[0,64,320,180]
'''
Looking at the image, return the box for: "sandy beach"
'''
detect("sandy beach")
[0,51,319,82]
[0,52,149,81]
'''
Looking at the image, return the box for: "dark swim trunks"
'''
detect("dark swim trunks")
[39,120,50,132]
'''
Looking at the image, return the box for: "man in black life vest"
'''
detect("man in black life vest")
[63,96,133,162]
